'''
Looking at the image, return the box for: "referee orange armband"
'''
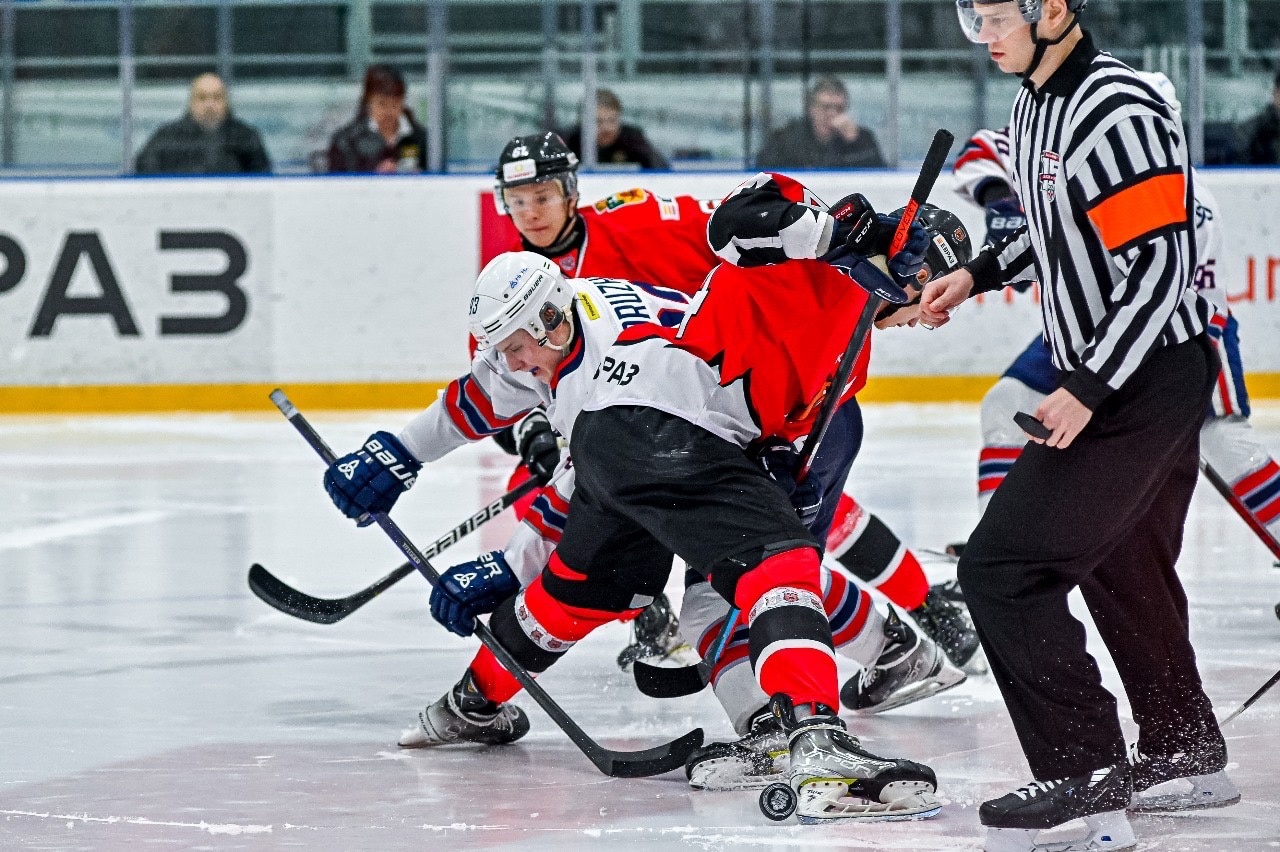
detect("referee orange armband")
[1086,171,1187,252]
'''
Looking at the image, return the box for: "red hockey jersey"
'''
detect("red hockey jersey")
[506,188,720,296]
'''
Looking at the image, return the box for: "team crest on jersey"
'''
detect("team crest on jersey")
[593,188,648,213]
[1039,151,1061,201]
[558,254,578,274]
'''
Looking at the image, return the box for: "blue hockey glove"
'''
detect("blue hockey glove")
[984,196,1026,247]
[754,439,823,527]
[323,430,421,523]
[430,551,520,637]
[516,410,561,485]
[884,214,929,287]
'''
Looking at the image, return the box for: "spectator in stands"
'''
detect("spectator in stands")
[134,73,271,175]
[1239,70,1280,165]
[755,76,886,169]
[562,89,669,170]
[327,65,428,174]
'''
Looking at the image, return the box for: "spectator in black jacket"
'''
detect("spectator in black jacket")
[562,89,669,170]
[327,65,428,174]
[756,76,886,170]
[1238,70,1280,165]
[134,73,271,175]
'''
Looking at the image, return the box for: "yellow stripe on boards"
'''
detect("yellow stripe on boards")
[2,374,1279,413]
[0,382,451,414]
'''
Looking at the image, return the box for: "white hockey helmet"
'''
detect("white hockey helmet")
[469,251,574,350]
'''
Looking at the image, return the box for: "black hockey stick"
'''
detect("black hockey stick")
[1219,665,1280,726]
[269,389,702,778]
[1199,458,1280,566]
[633,129,957,700]
[248,475,542,624]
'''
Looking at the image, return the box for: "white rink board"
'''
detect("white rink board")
[0,170,1277,389]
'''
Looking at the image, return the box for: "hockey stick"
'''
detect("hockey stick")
[1219,665,1280,726]
[1199,458,1280,566]
[633,129,956,700]
[269,389,703,778]
[248,475,542,624]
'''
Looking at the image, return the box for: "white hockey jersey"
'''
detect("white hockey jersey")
[398,276,692,464]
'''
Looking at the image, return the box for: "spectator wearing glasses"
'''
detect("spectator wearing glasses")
[755,76,886,170]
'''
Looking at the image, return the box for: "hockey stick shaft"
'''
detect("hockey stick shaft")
[1199,457,1280,563]
[1219,665,1280,727]
[270,389,703,777]
[634,129,958,700]
[248,474,542,624]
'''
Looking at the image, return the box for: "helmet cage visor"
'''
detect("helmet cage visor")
[957,0,1029,44]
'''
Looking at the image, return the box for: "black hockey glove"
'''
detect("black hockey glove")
[754,438,823,527]
[515,410,561,485]
[822,194,928,291]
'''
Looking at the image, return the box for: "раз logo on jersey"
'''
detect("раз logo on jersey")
[1039,151,1060,201]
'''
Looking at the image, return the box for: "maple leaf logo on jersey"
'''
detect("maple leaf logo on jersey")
[1039,151,1061,201]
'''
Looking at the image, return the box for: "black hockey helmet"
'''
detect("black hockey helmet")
[495,131,579,204]
[892,203,973,285]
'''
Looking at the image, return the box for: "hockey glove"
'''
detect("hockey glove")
[323,431,421,523]
[754,438,824,527]
[984,196,1026,247]
[430,551,520,637]
[515,410,561,485]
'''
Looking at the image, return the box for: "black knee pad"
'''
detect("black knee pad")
[834,513,901,583]
[488,595,567,674]
[707,538,820,604]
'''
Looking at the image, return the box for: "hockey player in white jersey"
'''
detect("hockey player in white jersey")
[950,72,1244,817]
[321,249,964,764]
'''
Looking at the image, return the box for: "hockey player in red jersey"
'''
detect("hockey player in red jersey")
[488,131,721,664]
[492,134,978,672]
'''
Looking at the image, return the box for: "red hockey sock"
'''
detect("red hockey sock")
[734,547,839,711]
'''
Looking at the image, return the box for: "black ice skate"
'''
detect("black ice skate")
[685,706,788,791]
[398,671,530,749]
[758,694,941,824]
[1127,740,1239,812]
[909,585,981,669]
[840,606,967,714]
[616,593,690,671]
[980,763,1135,852]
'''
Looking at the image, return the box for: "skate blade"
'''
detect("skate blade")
[854,668,968,715]
[1128,770,1241,812]
[689,766,786,791]
[984,810,1135,852]
[795,781,941,823]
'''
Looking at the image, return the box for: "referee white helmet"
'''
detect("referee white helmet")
[469,252,574,350]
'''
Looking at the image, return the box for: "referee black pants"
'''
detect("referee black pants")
[958,336,1223,781]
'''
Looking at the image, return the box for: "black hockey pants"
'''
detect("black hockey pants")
[958,336,1225,780]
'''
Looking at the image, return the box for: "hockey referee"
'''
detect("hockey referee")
[921,0,1237,847]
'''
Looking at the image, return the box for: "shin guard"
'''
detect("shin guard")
[734,547,837,711]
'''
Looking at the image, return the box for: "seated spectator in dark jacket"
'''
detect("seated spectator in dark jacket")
[1239,70,1280,165]
[134,73,270,175]
[756,76,886,170]
[327,65,428,174]
[562,89,669,170]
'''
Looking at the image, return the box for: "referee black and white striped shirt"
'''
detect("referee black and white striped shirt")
[964,31,1217,410]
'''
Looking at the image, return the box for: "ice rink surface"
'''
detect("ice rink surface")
[2,402,1278,852]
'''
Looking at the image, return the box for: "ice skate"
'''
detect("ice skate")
[398,671,530,748]
[980,763,1135,852]
[841,606,966,714]
[685,707,788,790]
[909,584,982,668]
[616,593,691,671]
[758,694,941,824]
[1127,741,1239,812]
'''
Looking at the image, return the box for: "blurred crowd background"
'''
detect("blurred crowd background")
[2,0,1279,176]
